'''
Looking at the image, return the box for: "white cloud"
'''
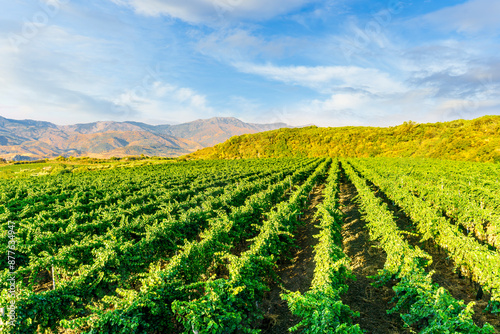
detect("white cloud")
[111,0,315,24]
[431,98,500,120]
[312,92,369,110]
[419,0,500,33]
[268,84,500,127]
[113,81,215,124]
[0,27,132,123]
[399,41,473,76]
[0,23,216,125]
[233,63,406,95]
[196,29,302,62]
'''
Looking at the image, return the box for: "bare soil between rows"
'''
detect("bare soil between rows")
[338,171,411,334]
[259,184,325,333]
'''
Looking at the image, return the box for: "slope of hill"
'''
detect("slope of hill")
[0,116,287,160]
[187,115,500,163]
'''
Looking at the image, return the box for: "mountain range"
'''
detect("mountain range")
[0,116,288,161]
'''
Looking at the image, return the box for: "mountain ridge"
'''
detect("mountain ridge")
[0,116,289,160]
[186,115,500,163]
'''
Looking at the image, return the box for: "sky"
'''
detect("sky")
[1,0,500,127]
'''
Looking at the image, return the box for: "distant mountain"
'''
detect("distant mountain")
[187,115,500,163]
[0,116,288,160]
[158,117,289,147]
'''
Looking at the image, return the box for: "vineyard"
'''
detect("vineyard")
[0,157,499,333]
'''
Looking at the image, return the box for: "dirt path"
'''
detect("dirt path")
[339,171,410,334]
[259,184,325,333]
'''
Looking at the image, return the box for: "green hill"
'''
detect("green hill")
[187,115,500,163]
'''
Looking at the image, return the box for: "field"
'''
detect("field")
[0,157,499,333]
[0,157,172,179]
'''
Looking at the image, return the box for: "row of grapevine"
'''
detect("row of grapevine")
[1,167,273,273]
[58,158,325,333]
[1,159,294,240]
[0,159,317,333]
[349,159,500,314]
[343,161,495,333]
[281,161,362,333]
[2,156,499,333]
[2,162,294,286]
[1,160,232,217]
[0,159,296,270]
[171,159,331,333]
[356,158,500,249]
[0,159,303,228]
[13,164,288,275]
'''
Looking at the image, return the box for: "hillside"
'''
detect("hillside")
[187,115,500,163]
[0,116,287,160]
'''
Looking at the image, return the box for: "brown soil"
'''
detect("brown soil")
[365,179,500,333]
[259,184,325,333]
[339,172,411,334]
[26,268,54,293]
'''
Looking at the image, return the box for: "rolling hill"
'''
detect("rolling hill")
[0,116,288,160]
[187,115,500,163]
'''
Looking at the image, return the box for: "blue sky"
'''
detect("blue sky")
[1,0,499,126]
